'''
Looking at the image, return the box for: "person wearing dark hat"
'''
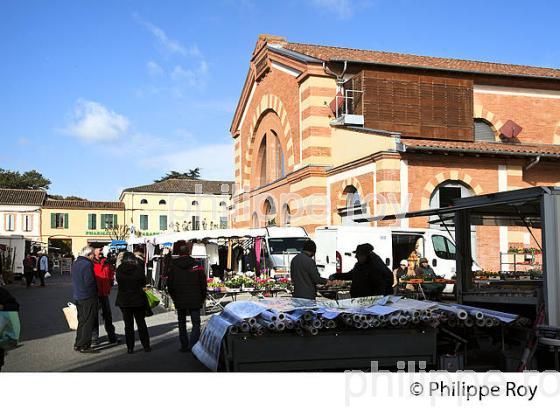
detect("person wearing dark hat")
[415,257,443,300]
[290,240,328,300]
[330,243,392,298]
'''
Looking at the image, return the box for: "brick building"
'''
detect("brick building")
[230,35,560,270]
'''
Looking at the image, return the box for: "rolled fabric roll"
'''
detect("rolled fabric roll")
[251,324,264,336]
[285,320,295,330]
[308,327,318,336]
[389,316,400,326]
[275,322,286,332]
[354,321,363,329]
[456,309,468,320]
[476,319,485,327]
[277,312,286,321]
[258,319,277,331]
[352,314,361,322]
[411,317,420,325]
[247,317,257,326]
[228,325,239,335]
[239,322,251,333]
[464,318,474,327]
[471,310,484,321]
[371,319,381,327]
[326,319,336,329]
[302,311,313,321]
[492,318,500,326]
[260,310,278,322]
[398,316,409,325]
[312,319,322,329]
[484,318,494,327]
[448,318,457,327]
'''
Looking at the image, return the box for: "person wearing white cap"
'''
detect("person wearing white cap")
[393,260,408,294]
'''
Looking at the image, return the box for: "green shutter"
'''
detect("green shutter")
[50,213,55,228]
[63,213,69,229]
[113,214,118,227]
[88,214,93,230]
[92,214,97,229]
[100,213,106,228]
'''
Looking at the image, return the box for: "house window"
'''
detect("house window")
[474,119,495,142]
[219,201,227,207]
[140,199,148,204]
[140,215,149,230]
[5,214,16,231]
[192,215,200,231]
[23,214,33,232]
[51,213,69,229]
[192,200,199,206]
[159,199,167,205]
[219,216,228,229]
[87,214,97,230]
[100,214,117,229]
[339,185,365,226]
[159,215,168,231]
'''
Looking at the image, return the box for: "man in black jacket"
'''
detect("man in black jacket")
[290,240,328,300]
[330,243,392,298]
[0,286,19,371]
[71,246,99,354]
[166,243,206,352]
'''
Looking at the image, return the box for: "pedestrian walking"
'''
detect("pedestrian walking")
[166,242,206,352]
[36,252,49,287]
[290,240,328,300]
[0,285,19,371]
[91,245,119,345]
[71,246,99,353]
[116,252,151,354]
[23,254,35,288]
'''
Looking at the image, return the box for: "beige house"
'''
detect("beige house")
[41,199,125,256]
[119,179,234,235]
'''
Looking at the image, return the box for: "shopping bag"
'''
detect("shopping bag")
[145,290,160,309]
[44,272,51,278]
[0,311,21,350]
[62,302,78,330]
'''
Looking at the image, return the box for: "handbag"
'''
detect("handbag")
[62,302,78,330]
[0,311,21,350]
[145,290,160,309]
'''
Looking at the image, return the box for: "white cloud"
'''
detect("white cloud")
[170,60,209,89]
[311,0,357,19]
[61,99,129,142]
[142,143,234,181]
[134,14,201,58]
[146,60,164,76]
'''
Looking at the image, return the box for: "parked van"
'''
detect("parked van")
[314,226,459,282]
[263,227,309,274]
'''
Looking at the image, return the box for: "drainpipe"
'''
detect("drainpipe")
[524,155,541,172]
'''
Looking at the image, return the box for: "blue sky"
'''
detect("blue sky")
[1,0,559,200]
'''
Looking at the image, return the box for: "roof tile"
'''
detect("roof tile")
[122,178,234,195]
[0,189,46,206]
[284,42,560,79]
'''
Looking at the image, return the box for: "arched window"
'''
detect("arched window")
[474,119,495,142]
[339,185,365,226]
[264,198,277,226]
[282,204,291,226]
[219,201,227,207]
[271,131,285,180]
[257,136,267,187]
[140,199,148,204]
[159,199,166,205]
[192,200,199,206]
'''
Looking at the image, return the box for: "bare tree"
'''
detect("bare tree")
[105,224,131,241]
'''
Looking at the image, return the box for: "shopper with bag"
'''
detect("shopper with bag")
[37,252,49,287]
[91,245,119,345]
[71,246,99,354]
[0,285,20,371]
[116,252,151,354]
[166,241,206,352]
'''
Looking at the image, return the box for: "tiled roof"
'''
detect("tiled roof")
[122,179,234,195]
[0,189,46,206]
[401,138,560,157]
[43,199,124,210]
[283,42,560,80]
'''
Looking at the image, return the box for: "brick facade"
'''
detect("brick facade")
[231,35,560,272]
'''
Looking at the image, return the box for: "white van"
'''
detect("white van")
[262,227,309,274]
[314,226,458,281]
[0,235,27,278]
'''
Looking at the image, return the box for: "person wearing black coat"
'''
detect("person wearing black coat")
[0,286,19,371]
[166,243,206,352]
[330,243,392,298]
[116,252,151,353]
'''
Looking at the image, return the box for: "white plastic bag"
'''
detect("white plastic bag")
[62,302,78,330]
[44,272,51,278]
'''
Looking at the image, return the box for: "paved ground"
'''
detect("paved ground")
[2,275,208,372]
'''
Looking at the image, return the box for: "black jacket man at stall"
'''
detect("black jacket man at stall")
[330,243,392,298]
[290,240,328,300]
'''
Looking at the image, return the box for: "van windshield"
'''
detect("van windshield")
[268,237,308,254]
[432,235,456,260]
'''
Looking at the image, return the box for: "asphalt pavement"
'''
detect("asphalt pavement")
[2,274,208,372]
